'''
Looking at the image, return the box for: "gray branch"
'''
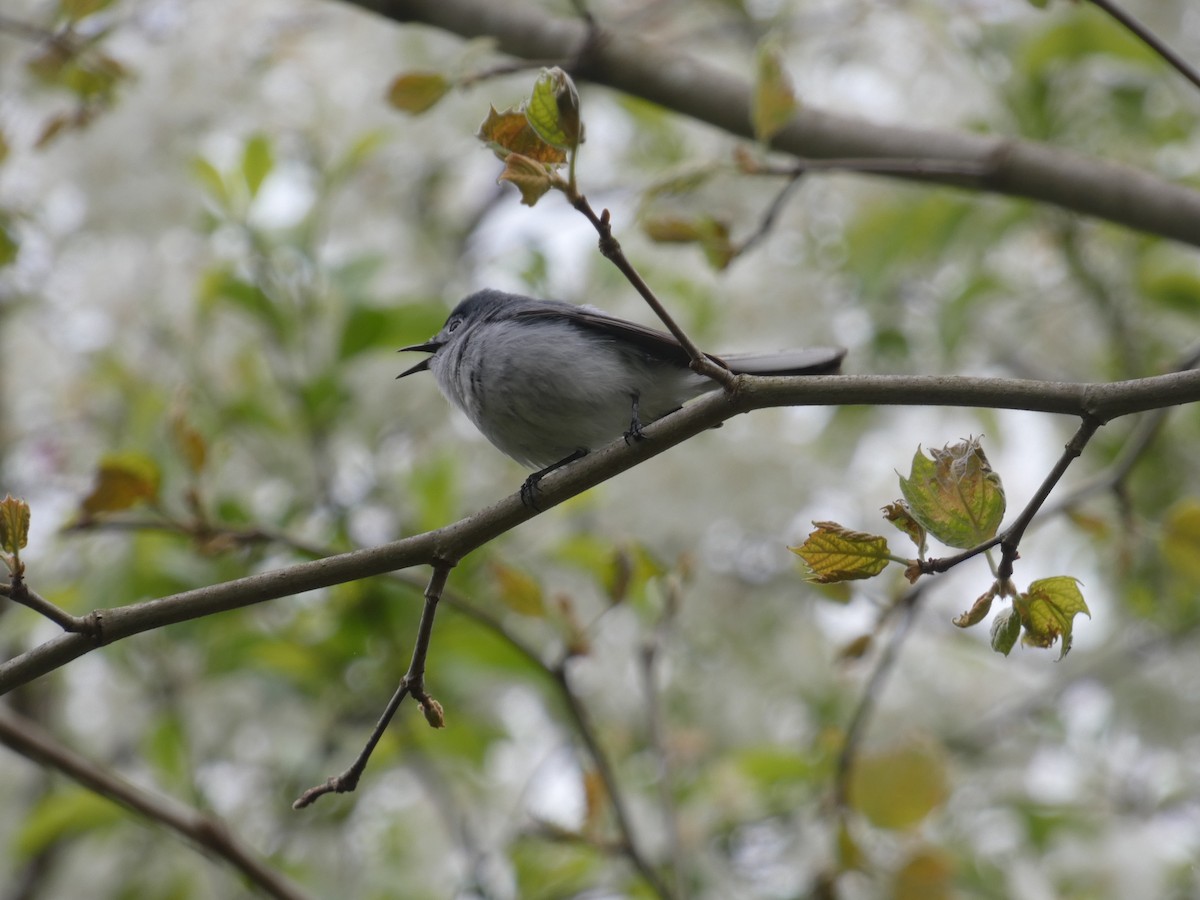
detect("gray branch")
[358,0,1200,247]
[3,368,1199,694]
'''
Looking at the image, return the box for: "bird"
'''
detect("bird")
[399,288,844,495]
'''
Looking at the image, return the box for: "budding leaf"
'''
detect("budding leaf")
[752,38,797,142]
[1017,576,1089,659]
[79,453,161,519]
[526,66,582,151]
[882,500,927,553]
[953,586,996,628]
[791,522,894,583]
[0,495,30,557]
[497,153,555,206]
[476,105,567,165]
[420,697,445,728]
[990,606,1021,656]
[898,438,1006,549]
[386,72,451,115]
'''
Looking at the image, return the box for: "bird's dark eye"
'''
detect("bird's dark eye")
[446,316,463,333]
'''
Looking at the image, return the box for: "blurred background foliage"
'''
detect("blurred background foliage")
[1,0,1199,897]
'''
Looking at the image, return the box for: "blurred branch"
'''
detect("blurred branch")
[0,707,312,900]
[833,586,923,810]
[1084,0,1200,93]
[4,367,1200,693]
[370,0,1200,247]
[639,581,686,898]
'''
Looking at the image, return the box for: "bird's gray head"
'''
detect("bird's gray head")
[396,289,521,378]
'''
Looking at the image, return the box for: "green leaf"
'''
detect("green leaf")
[241,133,274,198]
[790,522,894,583]
[197,268,289,339]
[1162,500,1200,583]
[526,67,581,151]
[190,156,230,209]
[752,38,797,142]
[991,606,1021,656]
[14,788,123,858]
[386,72,451,115]
[59,0,117,21]
[0,216,18,267]
[898,438,1006,549]
[1141,268,1200,315]
[1016,576,1090,659]
[847,741,948,830]
[0,495,30,556]
[78,452,161,519]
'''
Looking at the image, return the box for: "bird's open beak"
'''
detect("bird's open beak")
[396,340,440,379]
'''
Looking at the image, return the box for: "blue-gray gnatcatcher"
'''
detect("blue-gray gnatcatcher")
[399,289,844,489]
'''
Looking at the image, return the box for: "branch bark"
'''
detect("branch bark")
[2,369,1198,694]
[360,0,1200,247]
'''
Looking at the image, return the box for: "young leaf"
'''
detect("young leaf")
[790,522,894,583]
[498,153,555,206]
[882,500,927,554]
[0,495,30,557]
[386,72,451,115]
[526,67,582,151]
[953,585,997,628]
[241,133,274,199]
[752,38,797,142]
[898,438,1006,549]
[476,105,567,166]
[991,606,1021,656]
[1017,576,1090,659]
[79,453,161,519]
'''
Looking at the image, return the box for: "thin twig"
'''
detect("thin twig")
[293,562,452,808]
[0,708,312,900]
[1085,0,1200,93]
[731,169,804,261]
[565,192,735,388]
[997,416,1104,582]
[1,579,93,635]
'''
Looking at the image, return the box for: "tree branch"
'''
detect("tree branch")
[3,369,1200,694]
[0,708,312,900]
[1084,0,1200,93]
[365,0,1200,247]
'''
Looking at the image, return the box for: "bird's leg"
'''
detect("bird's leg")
[624,393,647,445]
[520,448,588,509]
